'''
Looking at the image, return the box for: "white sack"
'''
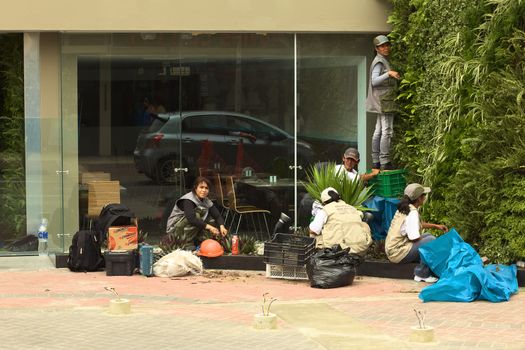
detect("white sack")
[153,249,203,278]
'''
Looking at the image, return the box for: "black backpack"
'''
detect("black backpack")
[96,203,136,239]
[67,230,105,272]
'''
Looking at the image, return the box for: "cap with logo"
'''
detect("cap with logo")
[343,147,360,161]
[373,35,390,47]
[404,183,431,201]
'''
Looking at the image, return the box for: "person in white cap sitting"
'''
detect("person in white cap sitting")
[385,183,448,282]
[309,187,372,256]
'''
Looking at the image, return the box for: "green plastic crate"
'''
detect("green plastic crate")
[367,169,407,198]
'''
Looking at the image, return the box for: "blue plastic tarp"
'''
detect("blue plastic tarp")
[418,229,518,302]
[364,196,399,240]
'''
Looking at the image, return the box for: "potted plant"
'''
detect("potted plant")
[253,293,277,329]
[409,308,435,343]
[105,287,131,315]
[304,162,374,211]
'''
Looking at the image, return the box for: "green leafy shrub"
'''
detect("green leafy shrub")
[389,0,525,262]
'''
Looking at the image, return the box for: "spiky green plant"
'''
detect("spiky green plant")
[239,234,257,255]
[303,162,374,211]
[159,231,194,252]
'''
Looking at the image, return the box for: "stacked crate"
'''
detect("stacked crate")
[263,234,315,280]
[367,169,407,198]
[367,169,407,238]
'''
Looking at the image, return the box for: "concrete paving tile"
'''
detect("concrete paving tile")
[0,257,523,349]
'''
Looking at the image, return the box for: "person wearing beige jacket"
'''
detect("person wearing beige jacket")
[385,183,448,283]
[309,187,372,256]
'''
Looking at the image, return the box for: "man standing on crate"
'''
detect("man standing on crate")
[365,35,400,171]
[309,187,372,256]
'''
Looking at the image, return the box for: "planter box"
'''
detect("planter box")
[54,253,69,268]
[54,251,525,287]
[200,255,266,271]
[518,267,525,287]
[358,260,417,279]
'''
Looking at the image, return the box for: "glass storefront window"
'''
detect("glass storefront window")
[57,32,375,250]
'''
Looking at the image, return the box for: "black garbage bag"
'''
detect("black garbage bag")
[306,245,362,289]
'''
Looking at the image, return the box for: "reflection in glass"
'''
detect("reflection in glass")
[62,32,375,244]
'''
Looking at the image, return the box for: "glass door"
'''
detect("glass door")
[179,33,296,237]
[59,32,374,247]
[295,34,372,229]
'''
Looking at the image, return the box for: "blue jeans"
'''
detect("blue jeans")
[399,233,435,278]
[371,113,394,165]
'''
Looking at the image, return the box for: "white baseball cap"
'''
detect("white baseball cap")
[321,187,339,204]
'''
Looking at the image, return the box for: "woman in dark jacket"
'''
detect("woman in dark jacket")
[166,176,228,248]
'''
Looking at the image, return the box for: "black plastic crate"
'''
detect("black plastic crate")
[263,234,316,267]
[104,251,136,276]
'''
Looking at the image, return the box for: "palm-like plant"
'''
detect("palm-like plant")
[304,162,374,211]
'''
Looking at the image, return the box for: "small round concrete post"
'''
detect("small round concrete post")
[409,326,435,343]
[109,298,131,315]
[253,313,277,329]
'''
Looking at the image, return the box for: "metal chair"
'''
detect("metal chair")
[213,173,230,220]
[225,176,270,241]
[214,173,250,231]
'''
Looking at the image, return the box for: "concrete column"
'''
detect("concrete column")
[24,32,43,235]
[357,57,369,173]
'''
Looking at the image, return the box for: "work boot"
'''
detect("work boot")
[381,162,394,171]
[372,162,381,169]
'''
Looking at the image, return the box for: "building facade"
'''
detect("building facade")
[1,0,391,254]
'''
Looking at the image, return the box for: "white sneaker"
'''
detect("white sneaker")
[414,275,438,283]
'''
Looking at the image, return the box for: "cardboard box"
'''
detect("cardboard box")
[87,181,121,217]
[108,226,138,251]
[81,172,111,185]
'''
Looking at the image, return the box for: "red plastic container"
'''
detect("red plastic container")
[231,235,239,255]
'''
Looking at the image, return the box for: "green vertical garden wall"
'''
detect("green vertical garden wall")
[389,0,525,262]
[0,34,26,239]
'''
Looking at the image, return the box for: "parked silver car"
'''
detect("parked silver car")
[133,111,314,184]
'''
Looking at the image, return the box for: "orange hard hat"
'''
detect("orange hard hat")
[197,239,224,258]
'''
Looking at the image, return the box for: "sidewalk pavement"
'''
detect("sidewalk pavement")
[0,256,523,350]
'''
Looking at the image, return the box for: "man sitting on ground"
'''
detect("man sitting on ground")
[309,187,372,256]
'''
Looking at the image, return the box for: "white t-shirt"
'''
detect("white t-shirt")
[309,209,327,234]
[400,209,421,240]
[334,164,358,181]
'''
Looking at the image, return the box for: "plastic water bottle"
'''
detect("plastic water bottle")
[37,218,49,255]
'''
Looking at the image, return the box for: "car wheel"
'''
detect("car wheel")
[155,157,181,185]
